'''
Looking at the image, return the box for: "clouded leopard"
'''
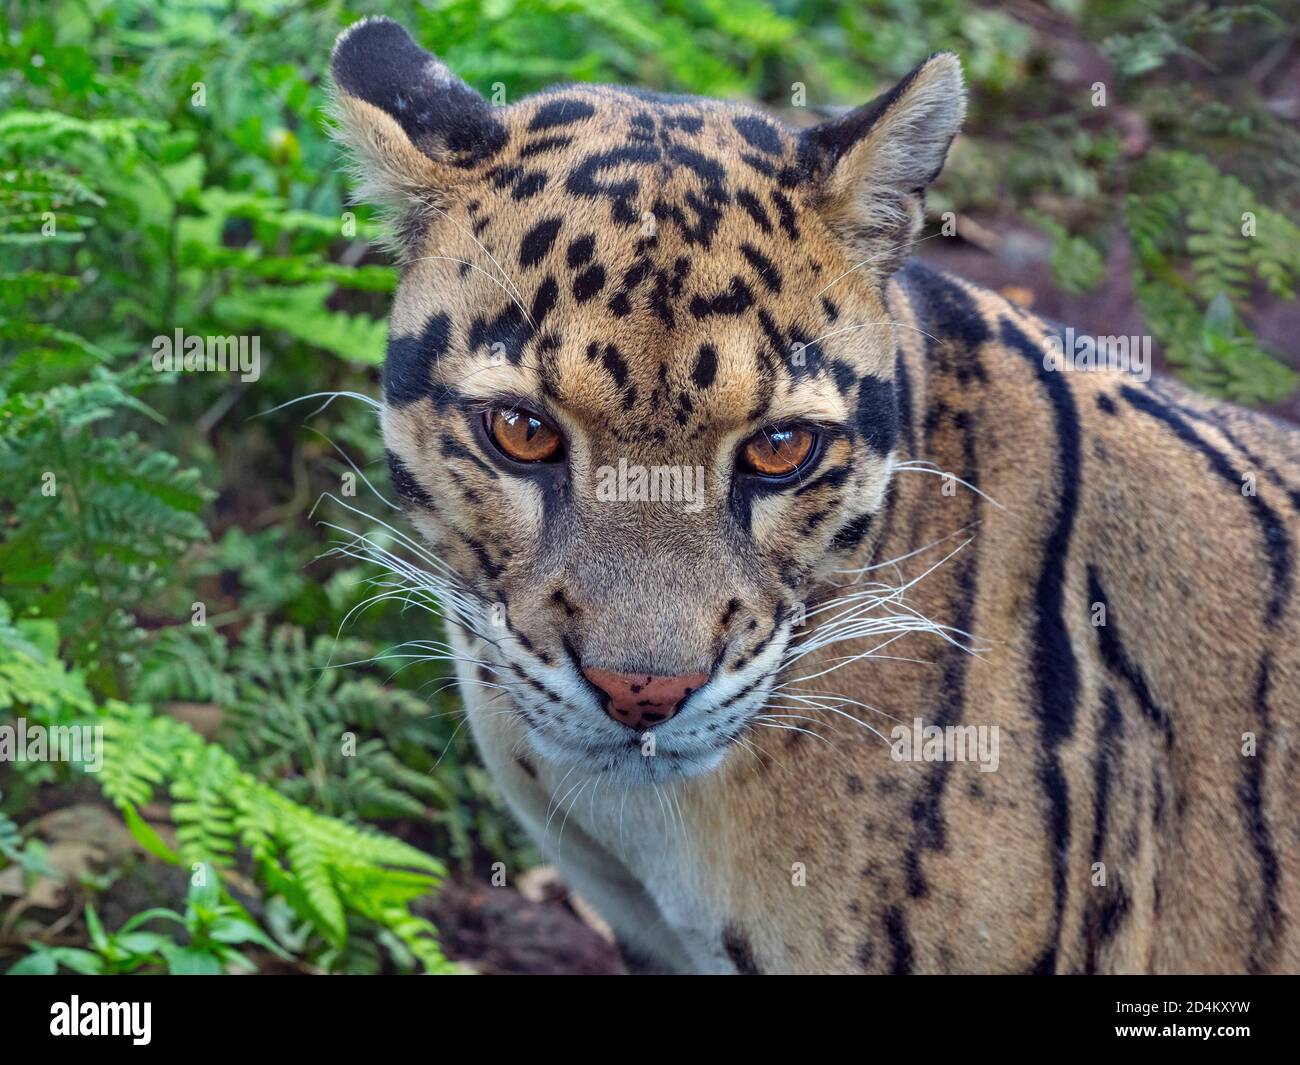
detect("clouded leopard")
[329,16,1299,974]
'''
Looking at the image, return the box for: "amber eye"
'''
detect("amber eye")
[739,426,817,479]
[486,406,564,464]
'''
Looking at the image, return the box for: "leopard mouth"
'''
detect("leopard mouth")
[522,719,734,784]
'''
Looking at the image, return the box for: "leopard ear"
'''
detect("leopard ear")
[803,53,965,282]
[329,17,506,246]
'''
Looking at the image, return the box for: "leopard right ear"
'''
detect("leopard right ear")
[329,17,506,240]
[802,53,965,283]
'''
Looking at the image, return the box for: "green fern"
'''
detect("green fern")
[1028,212,1106,296]
[1126,150,1299,403]
[0,605,454,973]
[0,372,210,695]
[99,704,452,971]
[137,619,454,829]
[1099,4,1280,80]
[0,802,20,864]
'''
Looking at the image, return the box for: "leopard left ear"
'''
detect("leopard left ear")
[329,17,506,250]
[803,53,965,281]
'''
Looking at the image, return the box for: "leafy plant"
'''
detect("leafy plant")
[139,621,447,825]
[0,604,456,973]
[1029,212,1106,297]
[9,869,290,975]
[1126,150,1300,402]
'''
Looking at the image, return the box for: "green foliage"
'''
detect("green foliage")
[0,370,209,696]
[0,3,535,974]
[1029,212,1106,297]
[0,806,18,863]
[940,1,1300,404]
[0,602,94,723]
[97,704,451,971]
[1097,3,1279,79]
[10,868,292,975]
[1126,150,1300,403]
[140,621,456,826]
[0,606,456,973]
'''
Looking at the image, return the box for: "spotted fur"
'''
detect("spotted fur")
[332,18,1300,973]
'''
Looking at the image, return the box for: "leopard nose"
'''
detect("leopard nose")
[582,667,708,730]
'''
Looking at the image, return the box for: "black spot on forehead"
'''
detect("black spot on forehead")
[512,171,548,200]
[518,134,573,158]
[530,275,559,325]
[735,188,772,232]
[770,189,799,240]
[567,234,596,268]
[664,140,729,189]
[618,257,652,293]
[528,97,597,131]
[786,328,825,379]
[652,193,725,249]
[487,163,549,200]
[665,112,704,134]
[740,243,782,293]
[600,343,628,388]
[692,344,718,390]
[689,276,755,319]
[757,308,785,354]
[468,301,531,364]
[855,374,898,455]
[732,115,785,156]
[519,216,563,268]
[573,264,605,302]
[384,312,450,406]
[566,144,660,202]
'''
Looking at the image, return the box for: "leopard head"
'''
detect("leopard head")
[330,17,965,781]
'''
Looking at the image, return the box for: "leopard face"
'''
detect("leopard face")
[331,17,965,782]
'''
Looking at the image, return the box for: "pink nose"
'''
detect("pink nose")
[582,667,708,731]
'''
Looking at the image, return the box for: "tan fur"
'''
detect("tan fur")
[333,19,1300,973]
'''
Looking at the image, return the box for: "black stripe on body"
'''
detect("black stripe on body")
[883,906,914,975]
[1000,315,1084,975]
[894,346,916,457]
[1083,688,1128,974]
[1121,384,1292,624]
[1086,568,1175,749]
[900,351,984,909]
[902,422,979,901]
[1175,401,1300,518]
[1242,653,1282,973]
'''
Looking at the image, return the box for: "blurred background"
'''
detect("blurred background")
[1,0,1298,975]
